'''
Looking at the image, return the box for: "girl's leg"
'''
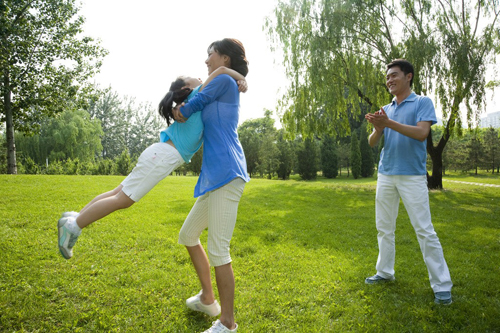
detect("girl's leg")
[77,143,184,229]
[76,188,134,229]
[58,143,183,259]
[79,185,123,216]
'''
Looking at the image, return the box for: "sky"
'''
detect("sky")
[79,0,286,126]
[78,0,500,127]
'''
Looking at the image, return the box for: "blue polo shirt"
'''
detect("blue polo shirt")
[180,74,249,197]
[378,92,437,175]
[159,85,203,163]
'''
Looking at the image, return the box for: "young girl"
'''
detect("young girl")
[57,67,247,260]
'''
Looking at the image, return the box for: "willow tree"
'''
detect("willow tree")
[265,0,500,188]
[1,0,108,174]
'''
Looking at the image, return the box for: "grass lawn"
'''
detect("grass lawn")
[442,171,500,185]
[0,175,499,332]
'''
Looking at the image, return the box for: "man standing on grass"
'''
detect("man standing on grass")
[364,59,453,305]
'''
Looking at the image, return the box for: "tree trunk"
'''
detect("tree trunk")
[427,149,443,189]
[426,129,447,189]
[426,100,462,190]
[4,71,17,174]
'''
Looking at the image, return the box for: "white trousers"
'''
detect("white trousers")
[375,174,452,292]
[178,178,245,267]
[121,143,184,202]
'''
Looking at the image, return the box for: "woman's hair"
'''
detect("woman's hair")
[158,76,192,126]
[208,38,249,77]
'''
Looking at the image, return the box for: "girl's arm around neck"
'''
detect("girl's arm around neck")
[200,66,246,92]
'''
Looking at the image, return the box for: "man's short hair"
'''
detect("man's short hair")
[387,59,414,87]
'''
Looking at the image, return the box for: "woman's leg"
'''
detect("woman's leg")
[186,244,215,304]
[178,195,215,302]
[207,178,245,330]
[215,263,235,329]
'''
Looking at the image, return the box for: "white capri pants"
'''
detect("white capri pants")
[121,143,184,202]
[375,174,452,292]
[178,177,246,267]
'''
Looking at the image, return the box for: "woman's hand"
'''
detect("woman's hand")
[173,103,187,123]
[237,80,248,93]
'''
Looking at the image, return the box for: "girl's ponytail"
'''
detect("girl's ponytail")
[158,77,193,126]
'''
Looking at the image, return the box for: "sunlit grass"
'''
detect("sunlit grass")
[0,175,499,332]
[442,171,500,185]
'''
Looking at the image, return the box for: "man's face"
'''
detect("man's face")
[386,66,412,96]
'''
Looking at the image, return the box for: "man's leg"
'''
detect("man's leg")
[375,174,400,278]
[398,175,452,293]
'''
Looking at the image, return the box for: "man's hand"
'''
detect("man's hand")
[366,107,431,141]
[173,103,187,123]
[366,108,387,132]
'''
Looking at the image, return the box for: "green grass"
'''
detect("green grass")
[0,175,499,332]
[442,171,500,185]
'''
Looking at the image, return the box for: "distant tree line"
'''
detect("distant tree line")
[0,89,202,176]
[433,126,500,175]
[235,110,378,180]
[1,98,499,178]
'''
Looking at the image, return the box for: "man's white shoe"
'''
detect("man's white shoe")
[186,291,221,316]
[202,320,238,333]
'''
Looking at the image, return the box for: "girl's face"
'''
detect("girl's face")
[205,47,230,75]
[184,77,202,89]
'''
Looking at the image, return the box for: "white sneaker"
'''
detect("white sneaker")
[57,217,80,259]
[62,211,79,218]
[186,291,221,316]
[202,320,238,333]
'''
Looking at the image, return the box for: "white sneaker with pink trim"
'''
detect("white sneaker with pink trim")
[186,291,221,317]
[202,320,238,333]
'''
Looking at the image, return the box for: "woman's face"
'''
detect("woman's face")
[184,77,202,89]
[205,47,230,75]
